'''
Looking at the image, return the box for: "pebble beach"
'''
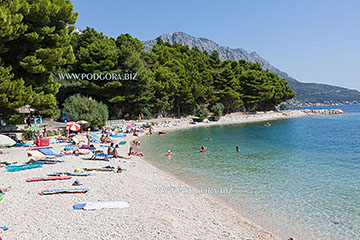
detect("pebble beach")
[0,110,342,239]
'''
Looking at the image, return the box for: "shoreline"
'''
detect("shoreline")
[0,110,343,239]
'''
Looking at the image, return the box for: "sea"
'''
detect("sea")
[140,104,360,240]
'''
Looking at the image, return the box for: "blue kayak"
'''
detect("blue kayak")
[5,162,44,172]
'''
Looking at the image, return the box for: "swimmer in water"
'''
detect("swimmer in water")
[167,150,173,156]
[200,145,207,152]
[208,137,212,141]
[236,146,240,152]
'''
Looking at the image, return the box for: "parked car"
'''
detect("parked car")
[60,112,72,123]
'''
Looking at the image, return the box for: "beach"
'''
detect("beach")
[0,110,342,240]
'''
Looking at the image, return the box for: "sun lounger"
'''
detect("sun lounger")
[37,148,64,157]
[73,201,130,210]
[89,146,111,161]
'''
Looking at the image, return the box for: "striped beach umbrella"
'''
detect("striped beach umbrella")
[77,120,88,125]
[66,121,81,131]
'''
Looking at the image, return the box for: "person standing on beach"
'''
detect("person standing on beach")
[43,126,47,138]
[27,114,32,127]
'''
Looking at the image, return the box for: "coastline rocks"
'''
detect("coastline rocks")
[300,109,344,115]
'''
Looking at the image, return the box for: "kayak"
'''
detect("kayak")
[5,162,44,172]
[26,176,72,182]
[39,188,88,195]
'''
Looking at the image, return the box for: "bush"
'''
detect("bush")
[140,107,153,119]
[63,94,109,130]
[210,103,224,121]
[279,103,288,111]
[193,105,209,122]
[22,130,35,141]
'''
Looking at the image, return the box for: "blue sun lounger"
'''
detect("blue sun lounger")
[89,146,111,161]
[38,148,64,157]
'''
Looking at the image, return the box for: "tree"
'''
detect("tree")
[193,104,209,122]
[63,94,108,129]
[210,103,224,121]
[0,0,78,116]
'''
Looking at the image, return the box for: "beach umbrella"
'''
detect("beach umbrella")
[112,127,121,132]
[0,134,16,147]
[77,120,88,125]
[66,121,81,131]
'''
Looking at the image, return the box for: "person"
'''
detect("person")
[128,146,144,157]
[27,115,31,127]
[87,128,91,135]
[149,126,153,135]
[60,146,89,155]
[200,145,207,153]
[0,186,11,193]
[158,130,166,135]
[33,131,40,144]
[167,150,173,156]
[208,137,212,141]
[108,143,115,155]
[87,135,91,145]
[65,126,70,138]
[236,146,240,152]
[43,126,47,138]
[100,134,106,143]
[264,122,271,127]
[113,144,131,159]
[133,130,139,137]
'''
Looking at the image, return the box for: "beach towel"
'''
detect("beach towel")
[39,188,88,195]
[0,193,3,201]
[87,133,101,143]
[64,145,74,150]
[27,150,49,159]
[6,162,44,172]
[26,176,72,182]
[73,201,130,210]
[47,172,95,177]
[118,141,126,145]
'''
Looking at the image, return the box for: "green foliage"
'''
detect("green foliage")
[193,104,209,122]
[61,29,295,118]
[279,103,288,110]
[63,94,108,129]
[0,0,77,118]
[210,103,224,121]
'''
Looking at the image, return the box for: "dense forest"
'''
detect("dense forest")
[0,0,295,123]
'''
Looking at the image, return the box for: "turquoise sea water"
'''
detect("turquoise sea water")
[140,105,360,240]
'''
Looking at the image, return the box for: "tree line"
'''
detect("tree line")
[0,0,295,123]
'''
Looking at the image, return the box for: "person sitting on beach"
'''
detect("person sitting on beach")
[113,144,131,159]
[108,143,115,155]
[60,146,89,155]
[128,146,144,157]
[0,186,11,194]
[236,146,240,152]
[200,145,207,153]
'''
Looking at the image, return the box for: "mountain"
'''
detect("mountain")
[143,32,360,106]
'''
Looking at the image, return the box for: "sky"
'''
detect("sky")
[72,0,360,90]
